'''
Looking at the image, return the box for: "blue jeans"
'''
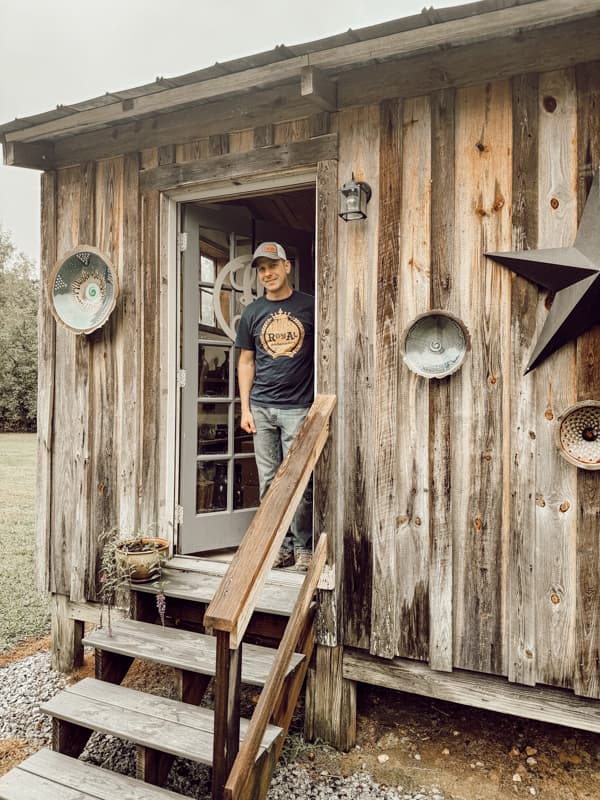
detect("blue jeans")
[251,405,313,552]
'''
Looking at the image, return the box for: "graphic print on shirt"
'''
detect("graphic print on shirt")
[260,308,305,358]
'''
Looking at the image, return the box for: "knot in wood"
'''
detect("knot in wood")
[535,493,546,508]
[559,501,570,513]
[550,593,561,605]
[544,408,554,421]
[543,96,557,113]
[473,516,482,531]
[414,517,422,526]
[493,197,505,212]
[550,197,560,210]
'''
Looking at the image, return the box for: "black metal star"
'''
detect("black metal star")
[486,168,600,373]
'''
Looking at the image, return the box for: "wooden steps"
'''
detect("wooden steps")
[83,618,304,686]
[40,678,283,764]
[0,749,184,800]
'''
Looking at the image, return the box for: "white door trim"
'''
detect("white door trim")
[160,167,317,554]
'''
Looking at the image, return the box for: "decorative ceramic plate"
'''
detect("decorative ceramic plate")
[48,245,118,334]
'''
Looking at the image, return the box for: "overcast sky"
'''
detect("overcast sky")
[0,0,463,266]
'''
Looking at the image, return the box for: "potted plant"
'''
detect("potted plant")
[99,529,169,634]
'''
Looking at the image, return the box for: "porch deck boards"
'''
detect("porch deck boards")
[83,618,304,685]
[40,678,282,764]
[0,749,183,800]
[135,557,304,617]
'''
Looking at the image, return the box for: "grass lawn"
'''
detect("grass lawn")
[0,433,50,651]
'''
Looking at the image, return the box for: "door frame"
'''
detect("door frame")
[160,168,319,555]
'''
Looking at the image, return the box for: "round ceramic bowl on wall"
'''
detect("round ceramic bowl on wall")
[555,400,600,470]
[400,310,470,379]
[48,245,119,335]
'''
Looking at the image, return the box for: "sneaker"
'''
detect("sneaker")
[293,548,312,573]
[273,548,295,569]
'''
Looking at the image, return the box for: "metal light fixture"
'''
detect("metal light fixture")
[338,174,372,221]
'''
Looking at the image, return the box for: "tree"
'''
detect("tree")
[0,227,38,431]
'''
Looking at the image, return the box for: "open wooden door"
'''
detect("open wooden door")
[178,192,315,554]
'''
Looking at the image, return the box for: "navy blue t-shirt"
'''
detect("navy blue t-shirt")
[235,291,314,408]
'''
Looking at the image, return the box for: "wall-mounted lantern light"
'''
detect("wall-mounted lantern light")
[338,174,372,221]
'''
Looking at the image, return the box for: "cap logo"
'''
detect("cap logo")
[264,245,277,253]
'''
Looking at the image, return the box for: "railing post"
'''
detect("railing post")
[212,631,242,800]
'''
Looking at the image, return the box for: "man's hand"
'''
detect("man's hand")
[240,409,256,434]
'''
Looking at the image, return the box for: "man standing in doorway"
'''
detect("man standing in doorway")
[235,242,314,572]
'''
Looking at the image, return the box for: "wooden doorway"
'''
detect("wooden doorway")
[178,187,316,555]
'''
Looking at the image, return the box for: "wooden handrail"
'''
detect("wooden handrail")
[204,394,336,648]
[224,533,328,800]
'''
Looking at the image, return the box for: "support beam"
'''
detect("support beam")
[139,135,338,193]
[2,140,54,170]
[343,649,600,734]
[305,644,356,750]
[301,66,338,112]
[51,594,84,673]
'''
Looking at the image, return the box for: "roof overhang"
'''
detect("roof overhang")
[3,0,600,170]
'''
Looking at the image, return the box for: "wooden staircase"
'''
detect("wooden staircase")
[0,395,336,800]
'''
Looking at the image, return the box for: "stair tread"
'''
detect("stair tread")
[83,618,304,685]
[134,563,303,616]
[40,678,282,765]
[0,749,184,800]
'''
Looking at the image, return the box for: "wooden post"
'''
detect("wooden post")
[304,644,356,751]
[212,631,241,800]
[50,594,84,673]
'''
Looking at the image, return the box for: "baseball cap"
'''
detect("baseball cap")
[251,242,287,268]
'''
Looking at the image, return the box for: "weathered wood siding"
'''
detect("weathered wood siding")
[340,62,600,698]
[39,58,600,700]
[39,117,332,602]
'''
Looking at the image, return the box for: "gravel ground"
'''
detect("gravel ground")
[0,650,447,799]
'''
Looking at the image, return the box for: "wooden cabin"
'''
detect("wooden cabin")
[2,0,600,796]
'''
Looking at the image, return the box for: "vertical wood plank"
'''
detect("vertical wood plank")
[452,81,512,675]
[535,68,578,689]
[574,61,600,699]
[273,118,311,145]
[208,134,229,157]
[314,158,340,646]
[36,171,57,593]
[507,73,539,687]
[86,158,124,599]
[139,149,161,530]
[429,88,455,672]
[50,167,81,595]
[338,105,379,651]
[176,138,210,162]
[69,162,95,602]
[395,96,431,661]
[253,125,274,148]
[117,153,141,535]
[228,130,254,154]
[370,98,402,659]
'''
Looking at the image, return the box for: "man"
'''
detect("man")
[235,242,314,571]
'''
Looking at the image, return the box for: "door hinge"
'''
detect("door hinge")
[175,505,184,525]
[177,232,188,252]
[177,369,186,388]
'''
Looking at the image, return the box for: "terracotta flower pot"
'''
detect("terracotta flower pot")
[115,537,169,583]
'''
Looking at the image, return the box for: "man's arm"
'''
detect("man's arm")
[238,349,256,433]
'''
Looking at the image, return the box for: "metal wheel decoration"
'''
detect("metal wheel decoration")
[213,254,263,341]
[400,310,470,379]
[556,400,600,470]
[48,245,118,334]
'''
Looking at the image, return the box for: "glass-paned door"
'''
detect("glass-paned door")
[179,205,260,553]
